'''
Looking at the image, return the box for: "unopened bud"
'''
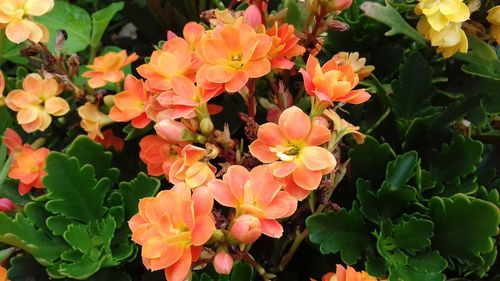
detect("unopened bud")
[214,251,234,275]
[103,95,115,107]
[0,198,14,212]
[200,118,214,136]
[330,0,353,11]
[327,20,350,31]
[244,5,262,28]
[0,96,5,107]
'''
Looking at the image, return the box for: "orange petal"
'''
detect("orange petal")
[45,97,69,116]
[278,106,311,141]
[245,58,271,78]
[281,175,311,200]
[248,140,278,163]
[164,248,192,281]
[292,164,322,190]
[272,161,298,178]
[6,20,32,44]
[306,123,331,146]
[257,123,286,146]
[191,215,215,246]
[225,71,249,93]
[225,165,250,201]
[260,219,283,238]
[205,65,235,83]
[300,146,336,172]
[209,179,238,207]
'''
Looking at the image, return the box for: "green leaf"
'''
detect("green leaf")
[429,135,483,184]
[230,262,253,281]
[123,123,154,141]
[429,194,500,274]
[118,172,160,218]
[285,0,306,30]
[307,202,372,264]
[7,255,50,281]
[392,216,433,254]
[43,152,110,222]
[66,136,117,180]
[360,1,426,46]
[58,257,102,279]
[348,136,394,184]
[454,36,500,81]
[90,2,124,49]
[36,0,92,54]
[392,52,436,119]
[384,151,418,191]
[0,212,68,265]
[46,215,72,235]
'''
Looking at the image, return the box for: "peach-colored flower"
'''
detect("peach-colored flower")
[139,134,182,178]
[249,106,336,200]
[209,165,297,244]
[77,102,113,139]
[2,128,49,195]
[5,74,69,133]
[169,144,217,189]
[82,50,138,88]
[318,265,379,281]
[213,251,233,275]
[0,0,52,44]
[108,75,152,128]
[333,52,375,80]
[137,38,198,93]
[266,23,305,69]
[94,129,124,151]
[196,21,272,93]
[183,22,205,50]
[155,118,191,143]
[323,109,365,144]
[299,56,370,113]
[129,183,215,281]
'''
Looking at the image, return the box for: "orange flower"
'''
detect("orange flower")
[195,21,272,93]
[0,71,5,107]
[129,183,215,281]
[0,0,52,44]
[5,74,69,133]
[183,22,205,50]
[266,23,305,69]
[169,144,217,189]
[137,38,198,93]
[2,128,49,195]
[82,50,138,88]
[249,106,336,200]
[94,129,124,151]
[299,56,370,115]
[139,134,182,178]
[333,52,375,80]
[108,75,152,128]
[319,265,379,281]
[0,265,9,281]
[77,102,113,139]
[155,76,222,120]
[323,109,365,144]
[209,165,297,244]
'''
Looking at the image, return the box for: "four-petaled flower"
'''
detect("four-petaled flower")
[109,75,152,128]
[0,0,53,43]
[83,50,138,88]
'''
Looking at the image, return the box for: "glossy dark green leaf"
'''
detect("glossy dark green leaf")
[230,262,253,281]
[66,136,117,180]
[348,136,394,184]
[7,255,50,281]
[118,172,160,218]
[90,2,125,49]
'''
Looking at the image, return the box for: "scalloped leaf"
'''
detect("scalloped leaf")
[118,172,160,218]
[429,194,500,275]
[393,216,433,255]
[307,202,371,264]
[392,52,436,119]
[43,152,110,222]
[7,255,50,281]
[349,136,394,184]
[429,135,483,185]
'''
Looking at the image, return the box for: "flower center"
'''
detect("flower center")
[270,145,300,161]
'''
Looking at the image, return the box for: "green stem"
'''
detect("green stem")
[0,30,6,67]
[278,228,309,271]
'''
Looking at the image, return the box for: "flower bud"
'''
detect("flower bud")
[0,198,14,212]
[155,119,188,143]
[103,95,115,107]
[200,118,214,136]
[330,0,352,11]
[244,5,262,28]
[214,251,234,275]
[230,214,262,244]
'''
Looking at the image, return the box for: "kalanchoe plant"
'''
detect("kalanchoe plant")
[0,0,499,281]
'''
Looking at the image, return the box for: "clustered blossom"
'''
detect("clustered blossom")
[82,50,138,88]
[313,265,382,281]
[415,0,470,58]
[0,0,54,44]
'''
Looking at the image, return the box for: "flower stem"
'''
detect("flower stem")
[241,252,271,281]
[278,228,309,271]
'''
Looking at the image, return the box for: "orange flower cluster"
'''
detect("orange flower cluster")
[2,129,49,195]
[314,265,381,281]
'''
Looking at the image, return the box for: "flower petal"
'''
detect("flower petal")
[278,106,311,141]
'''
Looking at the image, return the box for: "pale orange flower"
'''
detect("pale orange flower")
[82,50,138,88]
[195,21,272,93]
[77,102,113,139]
[323,109,365,144]
[94,129,124,151]
[266,23,305,69]
[137,38,198,93]
[169,144,217,189]
[299,56,370,114]
[0,0,52,44]
[208,165,297,244]
[139,134,182,178]
[183,22,205,50]
[317,265,379,281]
[5,74,69,133]
[2,128,49,195]
[333,52,375,80]
[108,75,152,128]
[129,184,215,281]
[0,265,8,281]
[249,106,336,200]
[154,76,222,120]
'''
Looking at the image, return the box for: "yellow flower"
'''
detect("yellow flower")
[333,52,375,80]
[77,102,113,139]
[0,0,53,44]
[415,0,470,31]
[417,18,468,58]
[5,74,69,133]
[487,6,500,44]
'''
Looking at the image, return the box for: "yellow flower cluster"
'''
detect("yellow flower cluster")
[487,6,500,44]
[415,0,470,58]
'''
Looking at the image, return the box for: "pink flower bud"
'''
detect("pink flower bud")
[214,251,234,275]
[0,198,14,212]
[244,5,262,28]
[155,119,187,143]
[331,0,352,11]
[230,214,262,244]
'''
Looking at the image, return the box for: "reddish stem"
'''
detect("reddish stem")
[247,79,256,118]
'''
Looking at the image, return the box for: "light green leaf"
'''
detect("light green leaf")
[360,1,426,46]
[285,0,306,30]
[90,2,124,49]
[66,136,118,180]
[36,0,92,54]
